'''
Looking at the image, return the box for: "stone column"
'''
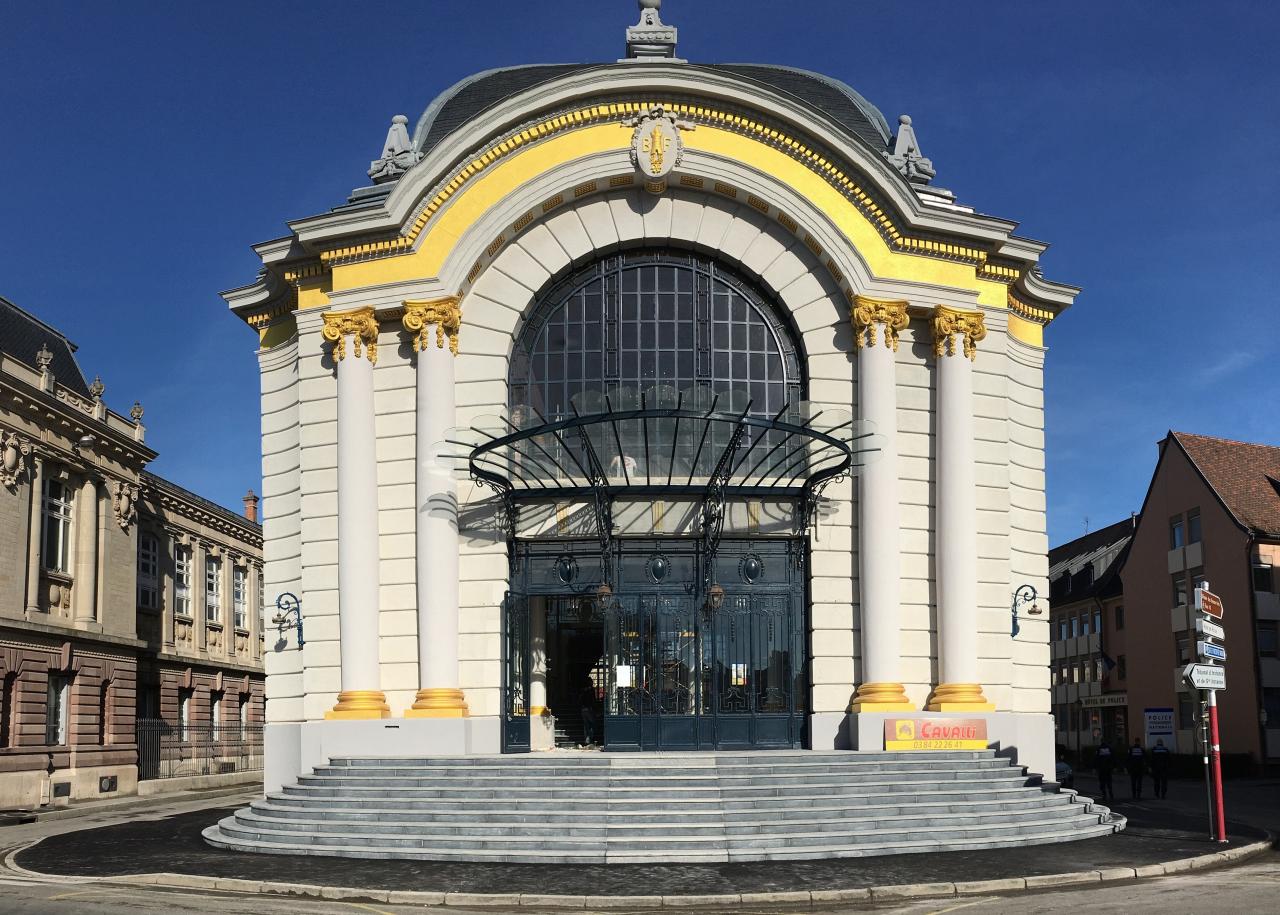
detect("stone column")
[928,306,994,711]
[162,532,176,648]
[530,596,548,716]
[25,455,44,613]
[402,299,468,718]
[73,474,99,623]
[195,541,209,651]
[322,307,389,719]
[849,298,913,711]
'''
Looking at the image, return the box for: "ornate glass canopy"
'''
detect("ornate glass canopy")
[442,385,878,507]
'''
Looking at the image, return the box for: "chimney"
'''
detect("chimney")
[243,489,259,523]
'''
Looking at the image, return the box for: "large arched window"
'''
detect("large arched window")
[510,251,803,419]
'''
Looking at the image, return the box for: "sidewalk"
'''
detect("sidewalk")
[9,785,1270,903]
[0,781,261,827]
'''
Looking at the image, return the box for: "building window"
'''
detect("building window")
[510,252,803,423]
[1175,631,1192,665]
[210,692,222,740]
[1189,566,1207,593]
[46,674,72,745]
[1057,617,1068,641]
[137,533,160,610]
[1178,694,1195,729]
[1115,605,1125,630]
[1170,516,1185,550]
[0,673,17,748]
[1082,661,1092,683]
[1079,614,1090,637]
[1257,621,1279,658]
[1093,609,1102,635]
[1172,573,1188,608]
[205,557,221,623]
[1069,616,1079,638]
[233,567,248,630]
[1255,564,1275,593]
[1069,704,1080,731]
[1264,689,1280,727]
[1117,655,1127,681]
[239,696,249,737]
[174,547,192,617]
[1187,508,1202,545]
[178,688,192,741]
[41,477,74,573]
[98,681,112,745]
[258,570,265,633]
[1094,659,1104,682]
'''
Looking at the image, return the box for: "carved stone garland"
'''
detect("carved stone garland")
[1,431,34,492]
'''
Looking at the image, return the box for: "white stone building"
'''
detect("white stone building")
[227,3,1075,793]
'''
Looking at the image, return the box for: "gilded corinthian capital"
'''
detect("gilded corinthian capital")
[321,307,380,365]
[851,296,910,352]
[402,297,462,355]
[932,305,986,360]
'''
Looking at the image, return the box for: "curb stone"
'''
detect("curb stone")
[5,837,1273,908]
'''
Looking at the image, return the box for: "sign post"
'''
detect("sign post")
[1189,584,1228,843]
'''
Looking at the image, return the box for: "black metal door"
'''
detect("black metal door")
[502,591,532,753]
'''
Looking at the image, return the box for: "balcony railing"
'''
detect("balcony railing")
[135,718,263,781]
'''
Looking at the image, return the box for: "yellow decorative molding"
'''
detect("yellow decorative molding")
[851,296,910,352]
[325,689,391,719]
[1007,291,1054,324]
[404,687,470,718]
[932,305,986,360]
[402,297,462,355]
[849,681,915,712]
[925,682,995,712]
[321,307,380,364]
[312,99,1035,311]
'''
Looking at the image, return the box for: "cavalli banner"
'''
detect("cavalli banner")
[883,718,989,751]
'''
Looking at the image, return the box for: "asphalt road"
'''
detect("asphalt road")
[2,852,1280,914]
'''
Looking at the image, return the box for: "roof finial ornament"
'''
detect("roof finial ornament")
[368,114,423,185]
[886,114,937,185]
[35,343,53,371]
[624,0,683,63]
[88,375,105,401]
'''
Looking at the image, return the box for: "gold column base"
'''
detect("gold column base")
[925,683,995,712]
[404,688,470,718]
[849,682,915,712]
[325,689,391,720]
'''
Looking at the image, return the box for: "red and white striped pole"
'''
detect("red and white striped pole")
[1206,688,1227,843]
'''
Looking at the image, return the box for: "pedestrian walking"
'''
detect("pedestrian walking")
[1128,739,1146,799]
[1094,741,1115,801]
[1150,737,1171,799]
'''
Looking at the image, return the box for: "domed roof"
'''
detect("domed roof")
[411,62,894,160]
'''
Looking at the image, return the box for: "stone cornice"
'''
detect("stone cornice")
[0,364,157,469]
[141,474,263,551]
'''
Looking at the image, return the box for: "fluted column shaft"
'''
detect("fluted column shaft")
[403,298,469,718]
[850,298,913,711]
[74,475,99,623]
[323,307,389,719]
[928,306,994,711]
[25,456,44,613]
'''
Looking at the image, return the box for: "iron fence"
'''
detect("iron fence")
[136,718,264,781]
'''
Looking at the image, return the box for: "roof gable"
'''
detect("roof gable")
[1171,432,1280,538]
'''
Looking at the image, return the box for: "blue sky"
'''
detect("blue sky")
[1,1,1276,548]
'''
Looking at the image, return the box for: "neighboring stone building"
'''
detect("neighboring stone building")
[1048,519,1132,755]
[0,295,264,809]
[223,0,1080,798]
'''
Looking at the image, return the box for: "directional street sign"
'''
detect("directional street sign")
[1197,618,1226,640]
[1184,663,1227,690]
[1195,587,1224,620]
[1198,641,1227,662]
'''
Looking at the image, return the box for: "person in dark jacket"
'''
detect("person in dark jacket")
[1150,738,1171,799]
[1128,739,1147,798]
[1094,742,1116,800]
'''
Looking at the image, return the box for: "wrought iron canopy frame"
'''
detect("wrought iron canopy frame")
[453,394,873,565]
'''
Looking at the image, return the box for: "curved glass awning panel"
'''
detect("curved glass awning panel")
[440,385,880,500]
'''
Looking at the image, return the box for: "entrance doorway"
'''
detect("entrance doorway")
[503,538,808,753]
[545,596,606,748]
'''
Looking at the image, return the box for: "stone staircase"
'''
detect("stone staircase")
[203,751,1124,863]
